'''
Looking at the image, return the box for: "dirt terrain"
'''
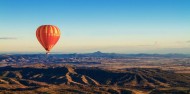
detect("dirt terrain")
[0,53,190,93]
[0,66,189,94]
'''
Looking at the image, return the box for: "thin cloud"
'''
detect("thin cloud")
[175,41,190,44]
[136,45,153,47]
[136,41,158,47]
[0,37,17,40]
[186,40,190,43]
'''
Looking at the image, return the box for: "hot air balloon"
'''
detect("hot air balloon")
[36,25,61,54]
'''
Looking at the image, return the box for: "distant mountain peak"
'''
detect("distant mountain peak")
[93,51,103,54]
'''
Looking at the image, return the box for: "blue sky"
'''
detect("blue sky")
[0,0,190,53]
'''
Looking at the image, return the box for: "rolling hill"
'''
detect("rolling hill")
[0,66,189,93]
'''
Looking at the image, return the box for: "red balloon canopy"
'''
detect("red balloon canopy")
[36,25,61,54]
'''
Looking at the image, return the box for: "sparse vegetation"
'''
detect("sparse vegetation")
[0,54,189,93]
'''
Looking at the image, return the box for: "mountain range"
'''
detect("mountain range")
[0,66,189,94]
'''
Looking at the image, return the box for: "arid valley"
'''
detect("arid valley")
[0,52,189,94]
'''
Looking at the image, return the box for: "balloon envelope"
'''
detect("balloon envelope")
[36,25,61,53]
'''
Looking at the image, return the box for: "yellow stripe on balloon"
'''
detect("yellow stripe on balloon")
[45,25,48,34]
[49,26,53,34]
[55,26,60,36]
[51,26,55,36]
[50,26,53,34]
[53,26,58,36]
[53,26,57,35]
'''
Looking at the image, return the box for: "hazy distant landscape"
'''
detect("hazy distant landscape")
[0,52,189,94]
[1,51,190,73]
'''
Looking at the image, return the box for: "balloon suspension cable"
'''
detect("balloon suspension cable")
[46,51,50,55]
[45,51,50,62]
[46,51,50,56]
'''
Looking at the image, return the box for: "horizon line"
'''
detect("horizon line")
[1,51,190,55]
